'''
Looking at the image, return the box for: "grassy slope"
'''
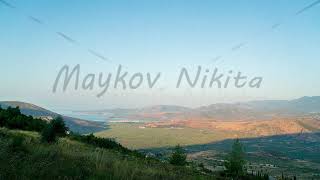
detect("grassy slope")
[0,128,213,180]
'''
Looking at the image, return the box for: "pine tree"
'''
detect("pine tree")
[225,139,246,178]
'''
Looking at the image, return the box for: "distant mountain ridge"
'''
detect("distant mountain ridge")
[0,101,106,134]
[192,96,320,120]
[245,96,320,113]
[82,96,320,121]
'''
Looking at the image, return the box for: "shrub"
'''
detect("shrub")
[70,133,133,154]
[9,135,28,153]
[41,123,56,143]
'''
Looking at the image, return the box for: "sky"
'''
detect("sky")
[0,0,319,110]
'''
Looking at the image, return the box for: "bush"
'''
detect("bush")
[41,124,56,143]
[69,133,136,155]
[169,145,187,166]
[9,135,28,153]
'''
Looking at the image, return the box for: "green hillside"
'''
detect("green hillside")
[0,127,213,180]
[0,101,106,134]
[0,106,213,179]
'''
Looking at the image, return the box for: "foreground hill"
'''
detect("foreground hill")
[0,101,105,134]
[0,128,214,180]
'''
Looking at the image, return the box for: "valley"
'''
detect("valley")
[1,96,320,179]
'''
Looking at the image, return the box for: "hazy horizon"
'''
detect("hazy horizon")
[1,95,319,112]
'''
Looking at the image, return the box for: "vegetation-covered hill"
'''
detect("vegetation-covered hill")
[0,105,214,179]
[0,128,221,179]
[0,127,216,180]
[0,101,106,134]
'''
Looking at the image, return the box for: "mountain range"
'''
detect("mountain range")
[81,96,320,121]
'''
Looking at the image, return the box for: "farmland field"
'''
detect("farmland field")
[95,123,240,149]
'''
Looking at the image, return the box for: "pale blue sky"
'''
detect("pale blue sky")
[0,0,319,109]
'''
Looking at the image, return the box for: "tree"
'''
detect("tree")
[225,139,246,178]
[7,106,21,117]
[169,145,187,166]
[50,116,68,136]
[41,116,68,143]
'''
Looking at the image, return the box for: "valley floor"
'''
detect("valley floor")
[95,123,320,179]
